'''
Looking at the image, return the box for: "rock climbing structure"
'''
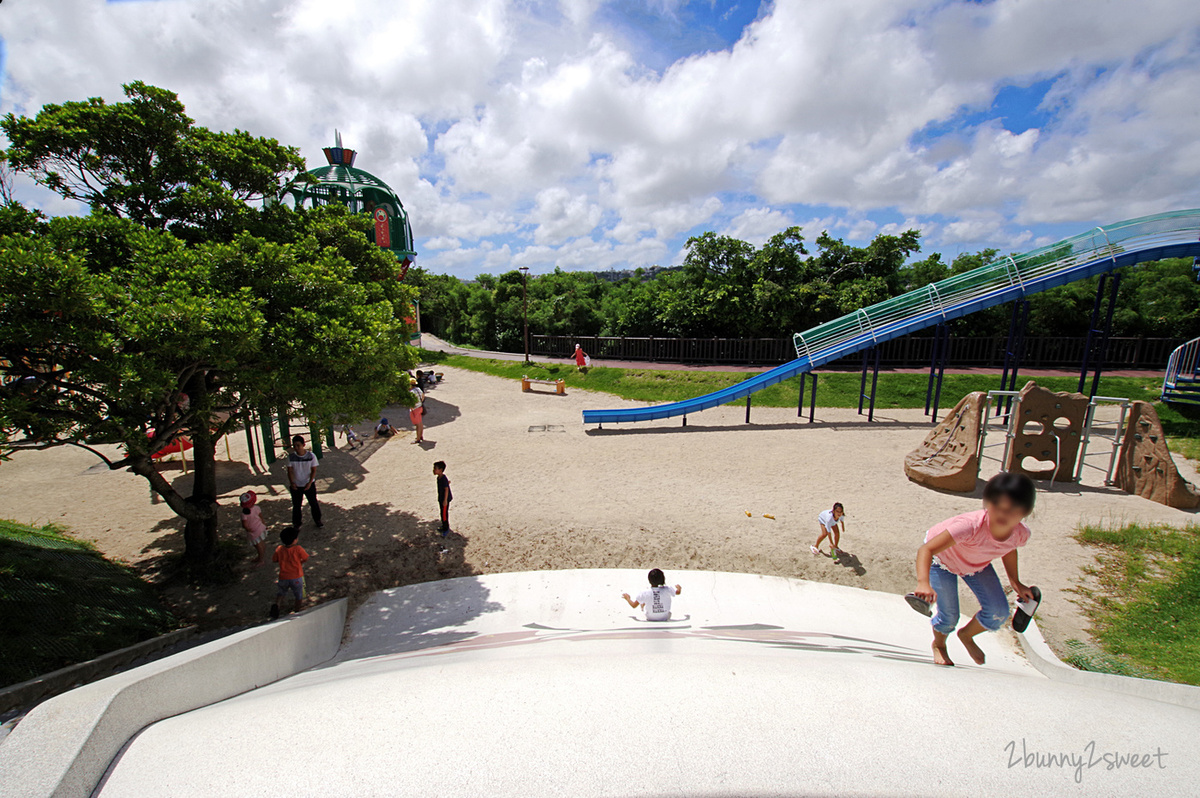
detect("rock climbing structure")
[1003,381,1088,482]
[1113,401,1200,509]
[903,392,986,492]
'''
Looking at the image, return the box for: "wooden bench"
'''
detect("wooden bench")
[522,376,566,395]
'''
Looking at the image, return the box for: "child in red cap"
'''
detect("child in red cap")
[239,491,267,567]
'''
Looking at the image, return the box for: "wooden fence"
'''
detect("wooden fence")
[530,334,1183,370]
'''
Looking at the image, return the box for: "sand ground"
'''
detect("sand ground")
[1,364,1197,656]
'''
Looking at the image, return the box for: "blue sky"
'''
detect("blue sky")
[3,0,1200,276]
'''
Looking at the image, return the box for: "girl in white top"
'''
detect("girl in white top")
[811,502,846,563]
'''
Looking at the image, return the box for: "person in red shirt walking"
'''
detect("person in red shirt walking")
[572,343,590,374]
[270,526,309,618]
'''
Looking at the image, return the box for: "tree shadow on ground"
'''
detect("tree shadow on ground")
[340,394,461,458]
[134,502,479,630]
[160,441,380,503]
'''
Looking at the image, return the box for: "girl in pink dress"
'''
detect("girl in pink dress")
[239,490,268,567]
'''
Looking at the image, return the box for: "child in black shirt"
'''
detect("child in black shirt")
[434,460,452,536]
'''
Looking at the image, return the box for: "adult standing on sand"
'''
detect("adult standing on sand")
[573,343,590,374]
[286,435,323,529]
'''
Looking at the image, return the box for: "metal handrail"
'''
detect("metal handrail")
[796,210,1200,367]
[586,209,1200,425]
[1162,336,1200,402]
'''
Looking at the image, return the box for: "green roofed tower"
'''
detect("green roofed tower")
[282,131,417,274]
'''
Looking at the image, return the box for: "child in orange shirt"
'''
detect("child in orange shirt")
[270,526,309,619]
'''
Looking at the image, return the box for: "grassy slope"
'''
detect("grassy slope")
[0,520,177,687]
[419,350,1166,410]
[1074,522,1200,685]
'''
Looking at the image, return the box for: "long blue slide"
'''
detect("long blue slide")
[583,210,1200,425]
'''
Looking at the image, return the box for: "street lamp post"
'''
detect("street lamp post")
[519,267,530,363]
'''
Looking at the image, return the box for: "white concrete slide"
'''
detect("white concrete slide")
[79,571,1200,798]
[0,599,347,798]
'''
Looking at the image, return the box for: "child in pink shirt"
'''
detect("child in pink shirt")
[239,491,267,567]
[911,472,1038,667]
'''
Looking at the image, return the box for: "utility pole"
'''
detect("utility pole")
[519,266,530,363]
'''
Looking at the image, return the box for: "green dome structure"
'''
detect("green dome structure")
[282,132,417,271]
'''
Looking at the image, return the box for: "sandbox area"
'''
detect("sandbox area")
[1,364,1197,654]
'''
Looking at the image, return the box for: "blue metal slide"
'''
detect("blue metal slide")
[583,210,1200,425]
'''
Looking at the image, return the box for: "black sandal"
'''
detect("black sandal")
[905,593,933,617]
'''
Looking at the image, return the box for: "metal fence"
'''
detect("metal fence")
[532,334,1183,370]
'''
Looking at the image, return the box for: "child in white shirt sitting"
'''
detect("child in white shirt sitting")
[622,568,682,621]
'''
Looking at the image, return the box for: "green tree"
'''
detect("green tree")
[0,86,416,565]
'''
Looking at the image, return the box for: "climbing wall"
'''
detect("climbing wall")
[903,392,986,493]
[1114,401,1200,509]
[1003,381,1088,482]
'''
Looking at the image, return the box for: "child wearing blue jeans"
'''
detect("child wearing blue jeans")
[911,472,1038,667]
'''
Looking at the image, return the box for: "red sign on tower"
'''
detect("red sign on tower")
[374,207,391,249]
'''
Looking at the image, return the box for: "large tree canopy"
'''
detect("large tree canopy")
[0,84,417,565]
[2,81,305,242]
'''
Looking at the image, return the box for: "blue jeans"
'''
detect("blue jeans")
[929,561,1010,634]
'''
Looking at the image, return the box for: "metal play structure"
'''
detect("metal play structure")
[975,390,1131,486]
[1162,334,1200,405]
[281,132,418,271]
[583,209,1200,426]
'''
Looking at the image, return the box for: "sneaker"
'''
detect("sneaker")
[315,521,324,529]
[810,545,821,556]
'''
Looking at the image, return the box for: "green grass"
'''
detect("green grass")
[417,350,1166,410]
[0,520,177,688]
[1073,521,1200,685]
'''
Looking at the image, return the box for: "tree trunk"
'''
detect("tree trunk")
[180,371,220,564]
[182,426,219,564]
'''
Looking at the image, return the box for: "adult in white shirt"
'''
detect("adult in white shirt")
[622,568,682,621]
[811,503,845,562]
[286,435,323,529]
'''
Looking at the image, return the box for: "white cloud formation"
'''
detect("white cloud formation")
[1,0,1199,274]
[531,186,603,245]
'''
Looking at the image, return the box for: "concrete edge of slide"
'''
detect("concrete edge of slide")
[1018,619,1200,710]
[0,598,347,798]
[0,626,200,718]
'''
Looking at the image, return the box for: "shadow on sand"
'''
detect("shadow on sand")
[136,500,482,630]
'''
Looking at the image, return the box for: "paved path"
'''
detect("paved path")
[419,334,1163,378]
[96,570,1196,797]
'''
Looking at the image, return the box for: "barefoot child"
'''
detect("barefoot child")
[910,472,1038,667]
[434,460,452,536]
[239,491,267,567]
[810,502,846,563]
[270,526,308,619]
[622,569,682,621]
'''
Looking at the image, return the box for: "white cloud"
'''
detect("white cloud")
[531,186,603,245]
[2,0,1199,272]
[723,207,793,246]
